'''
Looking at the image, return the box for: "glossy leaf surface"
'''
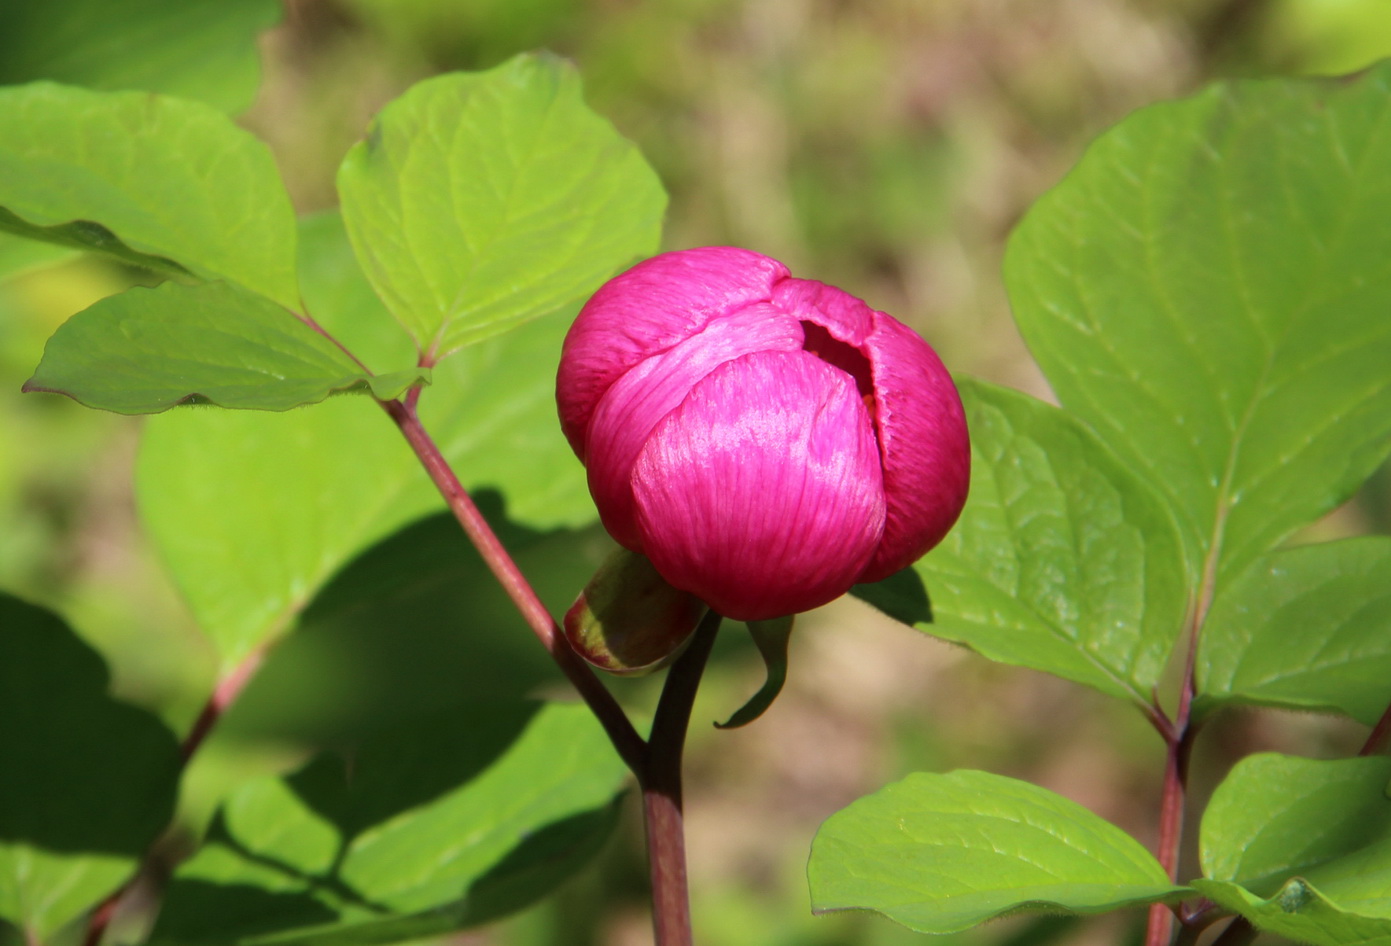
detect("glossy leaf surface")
[1006,64,1391,584]
[905,380,1188,703]
[0,82,298,306]
[338,52,665,356]
[1194,754,1391,945]
[1196,537,1391,725]
[809,770,1183,934]
[24,281,426,413]
[0,594,180,940]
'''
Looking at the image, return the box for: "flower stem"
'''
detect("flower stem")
[641,611,723,946]
[1359,699,1391,756]
[379,397,647,772]
[1145,606,1202,946]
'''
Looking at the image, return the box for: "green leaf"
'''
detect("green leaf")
[1196,537,1391,725]
[715,616,794,730]
[23,281,427,414]
[0,82,299,306]
[219,510,610,745]
[1194,753,1391,944]
[338,52,666,356]
[0,592,180,940]
[1194,880,1391,946]
[136,222,593,665]
[0,0,279,114]
[152,702,627,944]
[851,566,932,627]
[808,770,1185,935]
[906,380,1188,703]
[1005,64,1391,584]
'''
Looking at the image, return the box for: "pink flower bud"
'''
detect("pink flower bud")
[557,247,969,622]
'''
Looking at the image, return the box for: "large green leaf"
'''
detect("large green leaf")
[23,281,426,413]
[808,770,1184,934]
[137,216,594,667]
[338,52,665,357]
[1195,537,1391,725]
[1193,753,1391,945]
[0,593,180,941]
[152,702,626,945]
[1005,64,1391,585]
[0,0,279,114]
[894,380,1188,703]
[0,82,298,307]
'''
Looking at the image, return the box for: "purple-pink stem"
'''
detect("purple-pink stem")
[378,397,647,772]
[641,611,722,946]
[380,394,706,944]
[1144,607,1203,946]
[1360,699,1391,756]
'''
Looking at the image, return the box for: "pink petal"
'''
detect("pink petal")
[857,313,970,581]
[631,351,886,621]
[585,304,803,547]
[773,278,970,581]
[557,247,788,458]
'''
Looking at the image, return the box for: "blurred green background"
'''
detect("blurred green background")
[3,1,1391,944]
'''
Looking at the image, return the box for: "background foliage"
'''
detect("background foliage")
[3,2,1391,945]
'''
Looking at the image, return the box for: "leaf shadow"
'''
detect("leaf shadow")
[0,593,180,856]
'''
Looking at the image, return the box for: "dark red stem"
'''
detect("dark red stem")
[640,611,722,946]
[379,397,647,773]
[1359,699,1391,756]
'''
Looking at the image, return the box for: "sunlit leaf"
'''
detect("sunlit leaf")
[23,281,427,413]
[904,380,1188,703]
[1194,753,1391,945]
[809,770,1184,934]
[338,52,665,356]
[0,82,298,306]
[1006,64,1391,584]
[1196,537,1391,725]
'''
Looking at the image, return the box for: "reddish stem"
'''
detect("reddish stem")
[1145,605,1203,946]
[1359,699,1391,756]
[640,611,722,946]
[379,397,646,772]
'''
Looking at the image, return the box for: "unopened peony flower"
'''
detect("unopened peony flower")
[557,247,969,622]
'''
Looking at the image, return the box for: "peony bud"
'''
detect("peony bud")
[556,247,969,622]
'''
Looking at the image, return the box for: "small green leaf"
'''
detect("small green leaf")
[0,0,280,114]
[715,616,794,729]
[0,593,180,940]
[850,566,933,627]
[1193,879,1391,946]
[1196,537,1391,725]
[0,82,299,306]
[23,281,426,414]
[808,770,1185,934]
[1195,753,1391,944]
[152,702,627,944]
[1006,65,1391,584]
[338,52,666,356]
[908,380,1189,703]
